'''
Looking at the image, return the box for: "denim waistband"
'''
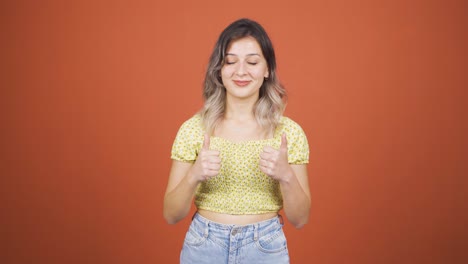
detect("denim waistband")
[192,212,283,237]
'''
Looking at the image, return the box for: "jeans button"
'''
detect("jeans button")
[231,228,238,236]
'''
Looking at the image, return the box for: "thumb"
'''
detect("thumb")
[280,133,288,151]
[202,134,210,150]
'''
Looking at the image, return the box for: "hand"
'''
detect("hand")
[259,133,293,182]
[190,134,221,182]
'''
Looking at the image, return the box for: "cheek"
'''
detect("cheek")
[252,68,268,79]
[221,67,233,78]
[220,69,231,86]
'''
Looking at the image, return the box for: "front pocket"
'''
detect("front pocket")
[255,229,288,254]
[183,224,208,247]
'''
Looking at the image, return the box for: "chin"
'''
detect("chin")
[227,88,260,99]
[229,92,258,100]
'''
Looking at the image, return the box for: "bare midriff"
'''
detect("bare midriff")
[198,209,278,225]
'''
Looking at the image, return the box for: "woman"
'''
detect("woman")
[164,18,310,264]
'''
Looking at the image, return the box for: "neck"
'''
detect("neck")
[224,97,257,121]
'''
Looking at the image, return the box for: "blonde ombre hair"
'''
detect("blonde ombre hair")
[200,18,287,135]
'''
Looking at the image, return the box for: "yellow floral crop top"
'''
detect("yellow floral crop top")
[171,115,309,214]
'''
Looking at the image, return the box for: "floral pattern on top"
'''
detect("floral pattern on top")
[171,115,309,214]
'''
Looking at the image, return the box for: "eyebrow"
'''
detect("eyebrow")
[225,53,261,57]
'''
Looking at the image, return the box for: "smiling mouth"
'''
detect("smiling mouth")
[233,80,251,87]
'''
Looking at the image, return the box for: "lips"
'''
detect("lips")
[233,80,251,87]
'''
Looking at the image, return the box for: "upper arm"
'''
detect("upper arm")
[167,116,202,195]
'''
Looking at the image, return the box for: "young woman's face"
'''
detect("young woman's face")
[221,37,269,102]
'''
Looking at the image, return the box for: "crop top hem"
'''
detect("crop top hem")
[196,205,282,215]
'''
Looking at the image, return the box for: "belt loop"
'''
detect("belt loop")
[204,218,209,238]
[254,223,259,241]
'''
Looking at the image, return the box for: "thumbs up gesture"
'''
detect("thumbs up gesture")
[191,134,221,182]
[260,133,292,182]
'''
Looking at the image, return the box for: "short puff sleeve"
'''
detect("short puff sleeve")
[171,116,203,163]
[282,117,309,164]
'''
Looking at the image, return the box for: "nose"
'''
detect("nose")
[235,62,247,76]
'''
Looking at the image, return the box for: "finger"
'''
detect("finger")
[206,156,221,164]
[202,134,210,150]
[259,164,272,176]
[259,159,271,168]
[203,150,220,157]
[201,154,220,167]
[281,133,288,151]
[260,151,275,162]
[205,170,219,178]
[263,146,276,153]
[208,163,221,171]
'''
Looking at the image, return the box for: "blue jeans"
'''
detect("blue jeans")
[180,213,290,264]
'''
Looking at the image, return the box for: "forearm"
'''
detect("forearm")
[163,172,199,224]
[280,169,311,229]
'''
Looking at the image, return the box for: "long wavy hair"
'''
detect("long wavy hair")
[200,18,287,135]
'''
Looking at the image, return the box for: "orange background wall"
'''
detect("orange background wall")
[2,0,467,263]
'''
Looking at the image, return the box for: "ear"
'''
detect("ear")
[264,69,269,79]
